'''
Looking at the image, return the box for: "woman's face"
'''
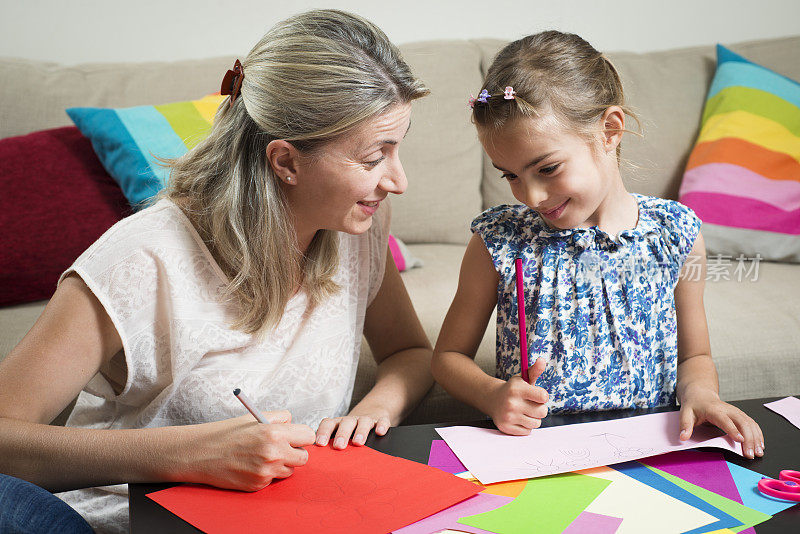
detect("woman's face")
[286,103,412,247]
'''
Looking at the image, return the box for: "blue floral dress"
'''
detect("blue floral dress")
[471,193,702,414]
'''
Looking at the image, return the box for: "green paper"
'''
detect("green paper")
[645,465,772,532]
[458,473,610,534]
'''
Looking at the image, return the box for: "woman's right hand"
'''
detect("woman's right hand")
[487,359,549,435]
[189,410,316,492]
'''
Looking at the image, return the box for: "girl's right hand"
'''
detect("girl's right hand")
[188,410,317,492]
[487,359,550,435]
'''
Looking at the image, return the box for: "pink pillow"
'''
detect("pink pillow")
[388,234,422,272]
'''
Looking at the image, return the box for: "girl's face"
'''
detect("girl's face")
[286,103,412,247]
[479,115,620,230]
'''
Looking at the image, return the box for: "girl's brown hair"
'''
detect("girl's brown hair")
[472,30,639,156]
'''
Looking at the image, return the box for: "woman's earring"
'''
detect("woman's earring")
[285,176,293,183]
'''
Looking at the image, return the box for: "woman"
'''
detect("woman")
[0,9,433,533]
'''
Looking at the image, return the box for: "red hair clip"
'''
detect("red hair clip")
[221,59,244,108]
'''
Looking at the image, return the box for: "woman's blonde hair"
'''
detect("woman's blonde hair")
[163,9,428,335]
[472,30,640,157]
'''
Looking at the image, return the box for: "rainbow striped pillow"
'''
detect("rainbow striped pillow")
[679,45,800,262]
[67,94,225,207]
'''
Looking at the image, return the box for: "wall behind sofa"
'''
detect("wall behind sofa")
[2,0,798,64]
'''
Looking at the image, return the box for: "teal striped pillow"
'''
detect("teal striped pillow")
[67,94,225,207]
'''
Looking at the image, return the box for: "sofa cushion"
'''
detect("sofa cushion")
[679,45,800,262]
[704,259,800,401]
[0,127,130,306]
[392,41,485,245]
[66,94,224,206]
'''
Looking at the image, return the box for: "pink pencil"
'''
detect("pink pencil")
[515,257,529,383]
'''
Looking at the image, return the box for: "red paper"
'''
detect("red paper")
[147,444,481,533]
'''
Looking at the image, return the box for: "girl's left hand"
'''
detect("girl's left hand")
[679,388,765,459]
[315,413,391,449]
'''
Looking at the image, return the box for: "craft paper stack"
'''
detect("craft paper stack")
[420,445,794,534]
[419,407,800,534]
[146,399,800,533]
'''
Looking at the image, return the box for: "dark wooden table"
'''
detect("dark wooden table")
[130,397,800,533]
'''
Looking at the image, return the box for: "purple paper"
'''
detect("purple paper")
[563,511,623,533]
[641,450,742,503]
[428,439,468,474]
[641,450,756,534]
[393,492,512,534]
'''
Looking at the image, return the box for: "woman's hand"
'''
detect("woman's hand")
[679,386,764,459]
[315,411,392,449]
[487,359,549,435]
[189,410,316,492]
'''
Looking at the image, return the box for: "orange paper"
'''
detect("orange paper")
[481,479,527,498]
[147,444,481,533]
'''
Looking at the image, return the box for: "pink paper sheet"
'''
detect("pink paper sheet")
[436,411,743,484]
[393,493,511,534]
[764,396,800,430]
[429,439,468,474]
[563,511,623,533]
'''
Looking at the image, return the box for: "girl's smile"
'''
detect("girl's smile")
[540,199,570,220]
[480,113,637,237]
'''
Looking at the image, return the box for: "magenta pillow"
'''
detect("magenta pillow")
[388,234,422,272]
[0,127,131,306]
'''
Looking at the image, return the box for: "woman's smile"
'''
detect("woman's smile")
[357,199,381,215]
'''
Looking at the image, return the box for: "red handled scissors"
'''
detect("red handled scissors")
[757,470,800,501]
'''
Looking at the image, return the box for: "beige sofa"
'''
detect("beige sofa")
[1,35,799,426]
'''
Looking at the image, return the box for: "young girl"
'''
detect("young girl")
[431,30,765,459]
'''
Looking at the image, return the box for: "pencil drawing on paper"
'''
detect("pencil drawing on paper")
[518,447,593,474]
[515,432,653,472]
[590,432,654,460]
[295,475,398,527]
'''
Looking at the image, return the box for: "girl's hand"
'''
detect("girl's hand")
[679,388,765,459]
[487,358,549,435]
[189,410,316,492]
[315,412,392,449]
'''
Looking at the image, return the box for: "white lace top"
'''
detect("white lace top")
[55,198,390,533]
